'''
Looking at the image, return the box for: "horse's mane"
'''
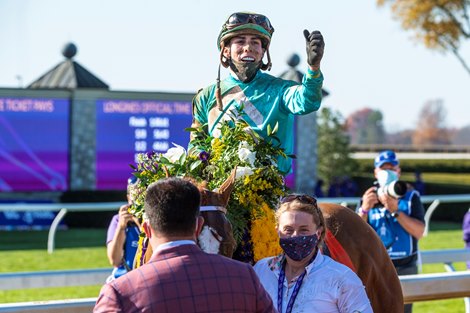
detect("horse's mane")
[185,168,237,207]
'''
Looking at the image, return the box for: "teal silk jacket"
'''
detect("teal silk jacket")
[191,68,323,174]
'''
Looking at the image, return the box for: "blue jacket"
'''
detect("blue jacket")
[366,190,425,260]
[110,224,140,279]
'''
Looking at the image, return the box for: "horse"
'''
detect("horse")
[134,173,403,312]
[199,194,404,312]
[194,190,404,312]
[320,202,404,313]
[196,169,237,258]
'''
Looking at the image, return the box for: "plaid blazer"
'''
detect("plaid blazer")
[94,244,275,313]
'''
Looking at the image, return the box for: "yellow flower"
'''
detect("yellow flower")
[134,235,146,268]
[210,138,225,161]
[251,202,281,261]
[131,107,289,250]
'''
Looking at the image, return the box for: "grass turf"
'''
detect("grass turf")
[1,228,110,273]
[414,222,467,313]
[0,228,106,251]
[400,172,470,185]
[1,228,109,303]
[0,286,102,303]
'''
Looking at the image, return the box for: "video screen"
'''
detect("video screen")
[0,97,70,191]
[96,99,193,190]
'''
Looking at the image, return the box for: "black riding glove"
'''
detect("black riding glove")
[303,30,324,69]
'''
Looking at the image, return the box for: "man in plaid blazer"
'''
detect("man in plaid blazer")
[94,177,275,313]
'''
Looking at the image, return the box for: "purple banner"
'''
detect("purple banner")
[0,98,69,191]
[96,99,193,190]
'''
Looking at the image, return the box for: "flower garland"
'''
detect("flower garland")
[129,108,290,262]
[251,202,282,261]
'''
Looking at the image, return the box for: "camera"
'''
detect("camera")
[376,180,407,199]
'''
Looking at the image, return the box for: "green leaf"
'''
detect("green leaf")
[272,122,279,134]
[190,160,203,171]
[159,156,171,165]
[179,152,187,165]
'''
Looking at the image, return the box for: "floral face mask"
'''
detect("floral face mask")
[279,234,319,261]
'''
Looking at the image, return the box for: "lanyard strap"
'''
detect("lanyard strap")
[277,263,308,313]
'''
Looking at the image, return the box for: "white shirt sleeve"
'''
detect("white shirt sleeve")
[336,270,373,313]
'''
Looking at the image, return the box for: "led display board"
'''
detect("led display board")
[0,97,69,192]
[95,98,296,190]
[96,99,193,190]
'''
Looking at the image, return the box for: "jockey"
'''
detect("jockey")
[190,12,325,174]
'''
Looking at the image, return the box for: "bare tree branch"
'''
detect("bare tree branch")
[462,0,470,33]
[438,38,470,75]
[438,3,470,37]
[450,47,470,74]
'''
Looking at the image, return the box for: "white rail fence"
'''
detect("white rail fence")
[0,194,469,254]
[402,272,470,309]
[0,298,96,313]
[1,249,469,312]
[0,202,124,253]
[1,249,468,291]
[319,194,470,238]
[0,268,111,290]
[0,195,469,312]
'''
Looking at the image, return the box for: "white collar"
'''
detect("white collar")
[154,240,196,254]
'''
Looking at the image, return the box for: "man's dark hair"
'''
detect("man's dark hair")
[144,177,200,236]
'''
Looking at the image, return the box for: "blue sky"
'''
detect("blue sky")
[1,0,468,132]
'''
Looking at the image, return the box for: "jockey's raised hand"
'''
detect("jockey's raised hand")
[303,29,324,71]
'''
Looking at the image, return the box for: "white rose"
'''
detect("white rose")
[238,148,256,167]
[235,166,254,179]
[239,141,253,150]
[163,143,186,163]
[238,141,256,166]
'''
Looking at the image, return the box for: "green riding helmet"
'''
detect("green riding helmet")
[217,12,274,70]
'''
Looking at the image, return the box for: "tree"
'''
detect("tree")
[387,129,414,144]
[345,108,386,144]
[452,125,470,144]
[377,0,470,75]
[412,99,451,145]
[317,107,358,187]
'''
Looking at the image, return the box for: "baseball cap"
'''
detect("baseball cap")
[374,150,399,168]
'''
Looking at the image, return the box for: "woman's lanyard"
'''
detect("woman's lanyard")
[277,263,308,313]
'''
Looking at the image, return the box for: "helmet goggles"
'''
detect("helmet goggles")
[223,12,274,35]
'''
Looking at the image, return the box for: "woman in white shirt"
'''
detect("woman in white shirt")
[254,194,373,313]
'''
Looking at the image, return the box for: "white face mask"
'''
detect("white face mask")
[377,169,398,187]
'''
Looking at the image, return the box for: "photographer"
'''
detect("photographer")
[105,176,141,282]
[357,150,425,313]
